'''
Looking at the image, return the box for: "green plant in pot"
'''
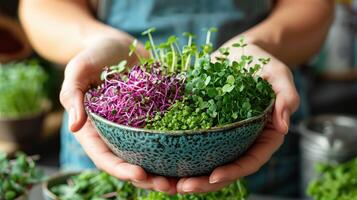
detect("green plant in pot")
[0,59,48,150]
[307,158,357,200]
[0,152,44,200]
[43,170,248,200]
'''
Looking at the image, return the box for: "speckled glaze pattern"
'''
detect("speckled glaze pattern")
[87,101,273,177]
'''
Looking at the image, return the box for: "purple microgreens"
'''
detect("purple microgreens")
[85,62,185,128]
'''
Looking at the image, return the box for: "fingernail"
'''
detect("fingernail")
[133,179,145,183]
[282,109,290,134]
[182,184,193,193]
[209,178,219,184]
[69,107,76,128]
[209,176,228,184]
[182,186,203,193]
[158,188,169,193]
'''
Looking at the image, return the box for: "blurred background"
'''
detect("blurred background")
[0,0,63,165]
[0,0,357,199]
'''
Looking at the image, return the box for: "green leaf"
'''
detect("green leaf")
[232,43,241,48]
[110,60,127,73]
[129,39,138,56]
[222,84,235,93]
[141,27,156,35]
[256,81,265,92]
[182,32,196,38]
[207,87,217,98]
[258,57,271,65]
[219,47,230,56]
[209,27,218,32]
[5,190,16,200]
[144,41,151,50]
[226,75,235,85]
[196,80,205,89]
[167,35,177,44]
[204,76,211,86]
[242,101,251,110]
[239,84,245,92]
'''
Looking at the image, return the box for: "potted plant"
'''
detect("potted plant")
[0,59,48,152]
[0,152,44,200]
[43,170,248,200]
[0,14,32,63]
[307,157,357,200]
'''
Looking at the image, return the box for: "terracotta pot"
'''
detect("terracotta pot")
[15,193,28,200]
[0,112,44,143]
[0,15,32,63]
[42,171,81,200]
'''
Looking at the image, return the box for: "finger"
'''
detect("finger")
[177,176,232,194]
[74,121,147,181]
[60,86,87,132]
[272,94,290,134]
[262,63,300,134]
[209,129,284,184]
[176,177,188,194]
[131,176,153,190]
[167,178,179,195]
[151,176,174,193]
[132,175,175,193]
[60,54,100,132]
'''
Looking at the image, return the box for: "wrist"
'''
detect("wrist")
[238,22,283,58]
[83,31,133,51]
[80,20,133,50]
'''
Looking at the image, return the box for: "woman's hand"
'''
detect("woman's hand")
[174,43,300,194]
[59,36,179,194]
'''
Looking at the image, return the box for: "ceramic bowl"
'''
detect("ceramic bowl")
[42,171,80,200]
[86,100,274,177]
[14,194,28,200]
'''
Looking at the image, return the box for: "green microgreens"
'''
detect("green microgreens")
[142,27,159,60]
[129,27,218,75]
[307,158,357,200]
[0,152,44,200]
[0,60,48,118]
[50,171,248,200]
[129,39,145,64]
[146,33,275,130]
[101,27,275,131]
[182,32,196,71]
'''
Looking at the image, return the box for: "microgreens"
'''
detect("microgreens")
[146,33,275,130]
[129,27,218,75]
[307,158,357,200]
[0,152,44,200]
[50,171,248,200]
[86,28,275,130]
[0,60,48,118]
[86,63,185,128]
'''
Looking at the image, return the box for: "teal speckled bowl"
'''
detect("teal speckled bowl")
[86,100,274,177]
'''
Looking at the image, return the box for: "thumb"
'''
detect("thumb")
[271,81,300,135]
[271,95,291,135]
[60,56,95,132]
[60,84,87,132]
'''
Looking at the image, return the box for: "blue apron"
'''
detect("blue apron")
[60,0,305,197]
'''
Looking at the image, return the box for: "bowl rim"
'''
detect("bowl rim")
[86,99,274,135]
[42,171,84,200]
